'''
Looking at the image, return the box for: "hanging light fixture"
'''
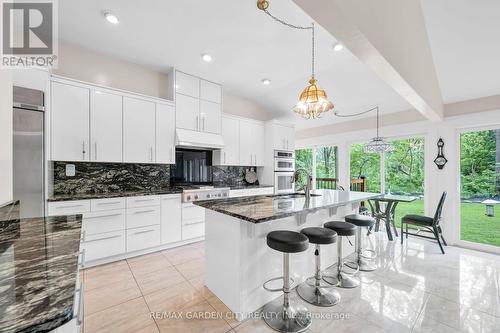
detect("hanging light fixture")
[257,1,334,119]
[363,106,394,154]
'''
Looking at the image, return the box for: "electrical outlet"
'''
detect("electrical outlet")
[65,164,76,177]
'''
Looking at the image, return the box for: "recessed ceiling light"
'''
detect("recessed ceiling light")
[201,54,212,62]
[333,42,343,51]
[261,79,271,85]
[104,11,119,24]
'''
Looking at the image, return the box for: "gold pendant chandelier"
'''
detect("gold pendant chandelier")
[257,0,334,119]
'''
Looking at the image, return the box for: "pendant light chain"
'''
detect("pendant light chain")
[312,22,315,79]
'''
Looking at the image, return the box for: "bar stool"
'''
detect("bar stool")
[323,221,360,288]
[345,214,377,272]
[263,230,312,333]
[297,227,341,307]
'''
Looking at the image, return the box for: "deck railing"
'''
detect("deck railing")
[316,177,366,192]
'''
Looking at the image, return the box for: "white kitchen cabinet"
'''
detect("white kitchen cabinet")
[199,100,221,134]
[175,71,200,98]
[47,200,91,216]
[215,116,239,165]
[90,197,126,211]
[51,82,90,161]
[82,230,126,262]
[83,209,125,235]
[156,103,176,164]
[90,90,123,162]
[239,120,265,166]
[268,123,295,151]
[175,93,199,131]
[126,195,160,208]
[200,80,222,103]
[127,206,161,229]
[127,225,161,252]
[160,194,182,244]
[123,97,156,163]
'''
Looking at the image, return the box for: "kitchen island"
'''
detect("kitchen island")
[194,189,380,320]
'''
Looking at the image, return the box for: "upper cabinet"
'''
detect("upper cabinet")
[239,119,265,167]
[123,97,156,163]
[51,81,90,161]
[156,103,176,164]
[267,122,295,151]
[175,71,222,134]
[214,116,240,166]
[90,90,123,162]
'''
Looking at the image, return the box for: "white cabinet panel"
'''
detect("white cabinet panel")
[90,90,123,162]
[182,202,204,224]
[127,225,161,252]
[254,123,265,166]
[90,198,126,211]
[175,72,199,98]
[200,80,222,103]
[156,103,175,164]
[182,223,204,240]
[82,230,126,262]
[175,93,199,131]
[127,206,160,229]
[239,120,264,166]
[123,97,156,163]
[200,100,221,134]
[160,194,182,244]
[47,200,90,216]
[83,209,125,235]
[220,116,239,165]
[51,82,90,161]
[270,124,295,151]
[126,195,160,208]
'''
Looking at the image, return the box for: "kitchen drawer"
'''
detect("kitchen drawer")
[91,198,126,211]
[83,209,125,235]
[182,222,205,240]
[229,187,274,198]
[127,225,161,252]
[48,200,91,216]
[126,195,160,208]
[127,206,160,229]
[182,203,205,224]
[81,230,125,262]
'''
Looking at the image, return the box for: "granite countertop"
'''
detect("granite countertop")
[0,202,83,333]
[194,189,381,223]
[47,187,183,202]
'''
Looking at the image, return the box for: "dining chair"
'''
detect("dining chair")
[400,192,447,254]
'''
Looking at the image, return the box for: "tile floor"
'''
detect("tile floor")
[81,234,500,333]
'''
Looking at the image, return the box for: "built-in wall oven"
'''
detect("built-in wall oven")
[274,150,295,194]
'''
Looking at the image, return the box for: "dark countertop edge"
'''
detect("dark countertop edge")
[47,189,183,202]
[225,184,274,190]
[195,193,382,223]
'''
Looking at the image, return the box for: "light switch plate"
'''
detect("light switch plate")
[65,164,76,177]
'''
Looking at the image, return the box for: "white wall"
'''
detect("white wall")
[296,109,500,248]
[223,92,272,121]
[0,70,13,205]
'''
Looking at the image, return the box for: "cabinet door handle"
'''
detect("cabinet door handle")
[78,249,86,268]
[133,209,155,214]
[149,147,153,162]
[254,154,257,166]
[202,117,205,131]
[94,142,97,160]
[195,116,199,131]
[170,147,174,162]
[183,221,204,226]
[135,198,155,202]
[85,213,122,219]
[85,235,121,242]
[97,201,122,205]
[57,204,85,209]
[76,283,84,326]
[82,141,86,159]
[224,151,226,164]
[133,229,156,235]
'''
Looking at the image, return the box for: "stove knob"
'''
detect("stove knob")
[186,195,191,201]
[194,195,199,200]
[218,193,222,197]
[206,194,211,198]
[223,193,227,197]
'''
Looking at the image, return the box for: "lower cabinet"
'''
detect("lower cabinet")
[82,230,126,262]
[83,210,125,235]
[127,225,161,252]
[127,206,161,229]
[181,202,205,240]
[161,194,182,244]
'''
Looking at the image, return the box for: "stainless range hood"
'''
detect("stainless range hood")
[175,128,225,150]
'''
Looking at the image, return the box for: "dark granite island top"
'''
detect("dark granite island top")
[194,189,381,223]
[0,207,83,333]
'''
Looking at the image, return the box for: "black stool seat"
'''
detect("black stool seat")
[301,227,337,245]
[267,230,309,253]
[324,221,357,236]
[345,214,375,227]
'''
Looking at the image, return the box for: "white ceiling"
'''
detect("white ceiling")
[421,0,500,104]
[58,0,412,129]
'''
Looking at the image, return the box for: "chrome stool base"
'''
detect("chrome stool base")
[262,297,312,333]
[346,259,377,272]
[323,272,360,289]
[297,280,341,307]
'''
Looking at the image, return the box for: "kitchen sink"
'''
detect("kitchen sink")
[267,193,322,199]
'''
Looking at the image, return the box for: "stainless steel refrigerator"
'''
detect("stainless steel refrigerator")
[13,86,45,218]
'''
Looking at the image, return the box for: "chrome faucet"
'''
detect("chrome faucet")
[292,168,312,199]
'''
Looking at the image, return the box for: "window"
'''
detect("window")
[350,143,381,192]
[316,146,337,189]
[295,148,313,174]
[460,128,500,247]
[384,137,425,225]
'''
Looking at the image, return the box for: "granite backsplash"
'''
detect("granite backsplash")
[212,166,258,186]
[50,161,171,195]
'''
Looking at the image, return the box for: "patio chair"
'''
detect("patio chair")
[401,192,447,254]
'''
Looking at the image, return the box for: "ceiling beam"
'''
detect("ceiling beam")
[292,0,444,121]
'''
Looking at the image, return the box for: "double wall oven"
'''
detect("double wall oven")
[273,150,295,194]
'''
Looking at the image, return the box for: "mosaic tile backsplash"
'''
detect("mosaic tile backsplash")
[50,161,171,195]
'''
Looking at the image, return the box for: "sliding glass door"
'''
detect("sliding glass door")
[460,128,500,248]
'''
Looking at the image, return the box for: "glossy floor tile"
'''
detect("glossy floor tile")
[82,237,500,333]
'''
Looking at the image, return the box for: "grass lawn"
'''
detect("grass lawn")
[388,199,500,247]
